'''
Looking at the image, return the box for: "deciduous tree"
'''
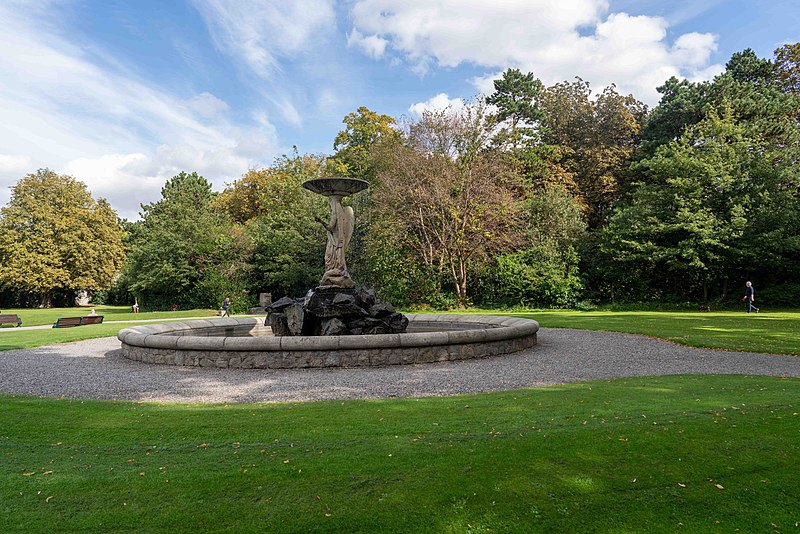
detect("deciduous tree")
[0,169,125,307]
[373,101,521,307]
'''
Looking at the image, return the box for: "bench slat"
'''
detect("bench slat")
[0,314,22,327]
[53,315,105,328]
[54,317,83,328]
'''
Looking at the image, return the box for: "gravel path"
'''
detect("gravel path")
[1,328,798,404]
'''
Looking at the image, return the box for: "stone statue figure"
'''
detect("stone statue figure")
[316,195,355,288]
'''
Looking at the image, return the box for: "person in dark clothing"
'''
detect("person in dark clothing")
[742,281,759,314]
[222,296,231,317]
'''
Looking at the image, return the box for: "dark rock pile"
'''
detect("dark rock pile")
[266,286,408,336]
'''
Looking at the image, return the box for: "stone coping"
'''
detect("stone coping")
[117,314,539,352]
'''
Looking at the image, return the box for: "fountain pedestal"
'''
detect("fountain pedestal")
[267,286,408,337]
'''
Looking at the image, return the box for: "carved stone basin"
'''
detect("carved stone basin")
[117,314,539,369]
[302,177,369,197]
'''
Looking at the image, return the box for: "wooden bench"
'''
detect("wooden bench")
[53,316,104,328]
[0,314,22,327]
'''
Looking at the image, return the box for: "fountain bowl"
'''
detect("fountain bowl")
[302,177,369,197]
[117,314,538,369]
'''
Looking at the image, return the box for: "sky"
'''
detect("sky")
[1,0,798,221]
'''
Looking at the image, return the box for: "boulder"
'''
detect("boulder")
[268,285,408,336]
[267,296,297,313]
[320,317,349,336]
[267,313,291,336]
[368,302,395,317]
[285,303,306,336]
[355,287,378,309]
[306,288,368,318]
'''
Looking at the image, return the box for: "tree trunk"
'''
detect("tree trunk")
[39,290,52,309]
[702,277,708,304]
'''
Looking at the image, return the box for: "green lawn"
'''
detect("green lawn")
[0,306,221,351]
[2,375,798,532]
[2,306,799,355]
[496,309,800,356]
[0,305,218,327]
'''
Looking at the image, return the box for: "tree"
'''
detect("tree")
[0,169,125,307]
[486,68,545,148]
[215,152,329,297]
[602,106,762,302]
[774,42,800,94]
[640,77,710,153]
[215,151,327,224]
[539,79,646,226]
[373,100,521,307]
[725,48,774,86]
[476,183,587,307]
[328,106,399,182]
[124,172,236,308]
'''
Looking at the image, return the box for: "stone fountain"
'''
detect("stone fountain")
[266,178,409,337]
[118,177,539,369]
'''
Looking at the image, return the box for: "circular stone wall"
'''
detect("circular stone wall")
[117,314,539,369]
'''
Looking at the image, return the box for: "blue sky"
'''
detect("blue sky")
[1,0,797,220]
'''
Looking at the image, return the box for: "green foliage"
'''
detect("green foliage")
[124,172,243,309]
[486,68,545,148]
[758,283,800,308]
[329,106,399,182]
[216,152,329,298]
[373,100,521,307]
[0,169,125,307]
[476,246,584,308]
[474,183,586,308]
[599,45,800,303]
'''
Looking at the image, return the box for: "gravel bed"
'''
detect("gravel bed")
[0,328,798,404]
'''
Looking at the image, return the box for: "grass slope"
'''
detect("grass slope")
[2,375,798,532]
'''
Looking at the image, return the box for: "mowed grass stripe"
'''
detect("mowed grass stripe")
[1,375,798,532]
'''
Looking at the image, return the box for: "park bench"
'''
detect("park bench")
[0,314,22,327]
[52,316,104,328]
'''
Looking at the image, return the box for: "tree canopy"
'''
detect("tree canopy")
[0,169,125,307]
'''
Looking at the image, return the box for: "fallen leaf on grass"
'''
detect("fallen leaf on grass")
[42,471,53,476]
[678,483,686,488]
[21,471,35,476]
[715,484,724,490]
[45,496,53,503]
[51,442,62,446]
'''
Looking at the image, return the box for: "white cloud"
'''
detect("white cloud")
[672,32,718,68]
[350,0,723,105]
[191,0,338,130]
[347,29,389,59]
[0,154,32,174]
[186,92,230,118]
[0,3,280,220]
[408,93,466,117]
[192,0,337,78]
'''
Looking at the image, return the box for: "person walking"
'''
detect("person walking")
[222,296,231,317]
[742,281,759,314]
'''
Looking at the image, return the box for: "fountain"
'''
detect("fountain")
[118,177,538,368]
